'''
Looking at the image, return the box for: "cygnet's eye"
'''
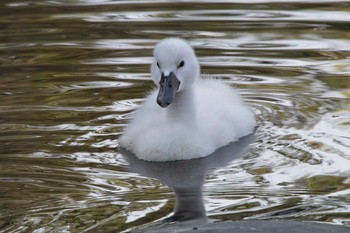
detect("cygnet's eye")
[156,62,160,69]
[178,60,185,69]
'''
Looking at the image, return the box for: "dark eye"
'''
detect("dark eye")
[178,60,185,68]
[156,62,160,69]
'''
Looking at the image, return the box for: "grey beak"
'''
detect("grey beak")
[157,72,181,108]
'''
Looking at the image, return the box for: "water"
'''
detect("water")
[1,0,350,232]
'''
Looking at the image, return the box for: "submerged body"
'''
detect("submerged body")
[119,38,256,161]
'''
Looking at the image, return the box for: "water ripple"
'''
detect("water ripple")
[54,9,350,23]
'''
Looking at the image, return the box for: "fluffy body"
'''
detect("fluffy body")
[119,38,256,161]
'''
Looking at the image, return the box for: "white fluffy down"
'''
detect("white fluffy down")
[119,38,256,161]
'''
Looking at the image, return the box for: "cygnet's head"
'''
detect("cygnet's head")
[151,38,200,108]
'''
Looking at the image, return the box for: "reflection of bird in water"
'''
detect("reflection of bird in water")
[121,133,255,223]
[119,38,256,161]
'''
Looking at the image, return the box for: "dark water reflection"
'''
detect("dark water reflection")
[123,134,255,225]
[0,0,350,232]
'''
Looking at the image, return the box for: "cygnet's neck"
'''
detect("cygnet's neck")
[165,86,196,125]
